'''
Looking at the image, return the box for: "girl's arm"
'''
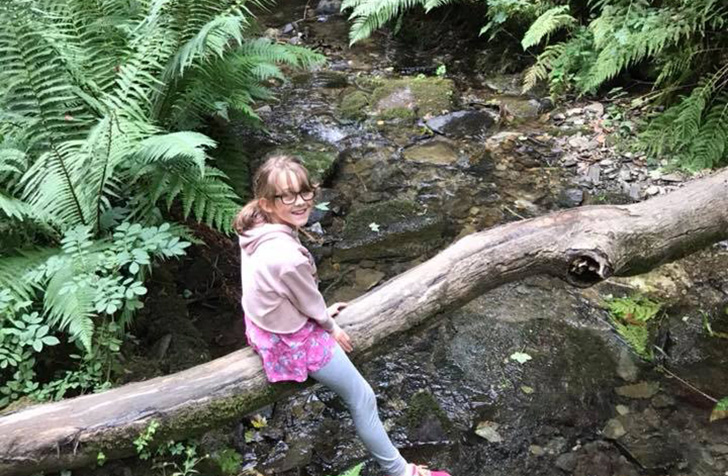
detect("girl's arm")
[279,261,335,332]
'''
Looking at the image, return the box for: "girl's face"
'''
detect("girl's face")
[263,170,314,229]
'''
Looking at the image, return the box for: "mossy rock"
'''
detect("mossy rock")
[334,199,446,262]
[264,142,339,184]
[371,77,455,119]
[402,390,453,442]
[338,90,370,121]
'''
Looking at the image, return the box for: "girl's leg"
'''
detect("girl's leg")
[310,345,407,476]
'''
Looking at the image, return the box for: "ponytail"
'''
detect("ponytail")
[233,199,268,235]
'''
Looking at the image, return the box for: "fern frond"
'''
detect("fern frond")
[129,163,241,231]
[167,15,246,77]
[521,6,576,50]
[0,248,59,300]
[0,193,34,221]
[20,141,91,230]
[134,131,217,175]
[43,254,96,351]
[344,0,427,44]
[522,43,564,93]
[684,96,728,169]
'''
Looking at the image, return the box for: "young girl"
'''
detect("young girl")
[233,156,451,476]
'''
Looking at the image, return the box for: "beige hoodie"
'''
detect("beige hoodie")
[239,223,335,334]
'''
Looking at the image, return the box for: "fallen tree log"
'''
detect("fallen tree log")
[1,168,727,476]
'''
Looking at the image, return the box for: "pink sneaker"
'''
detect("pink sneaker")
[402,463,451,476]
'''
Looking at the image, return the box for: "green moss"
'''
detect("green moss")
[370,77,455,119]
[338,90,370,120]
[378,106,416,120]
[403,390,452,432]
[267,143,338,184]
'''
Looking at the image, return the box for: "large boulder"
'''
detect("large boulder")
[402,140,460,165]
[334,199,447,262]
[370,77,455,120]
[263,141,340,184]
[426,110,497,138]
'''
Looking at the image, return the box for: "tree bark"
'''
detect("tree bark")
[1,169,727,476]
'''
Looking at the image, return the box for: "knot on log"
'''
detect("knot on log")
[565,249,613,287]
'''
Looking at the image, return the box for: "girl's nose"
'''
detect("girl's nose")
[294,193,305,205]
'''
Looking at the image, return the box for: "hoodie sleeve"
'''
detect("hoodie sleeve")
[279,259,335,332]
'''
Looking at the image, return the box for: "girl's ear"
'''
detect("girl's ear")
[258,197,274,214]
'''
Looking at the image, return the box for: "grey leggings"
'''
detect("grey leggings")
[310,345,407,476]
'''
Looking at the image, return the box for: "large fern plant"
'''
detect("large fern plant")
[0,0,324,405]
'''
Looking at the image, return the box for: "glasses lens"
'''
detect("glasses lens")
[280,194,296,205]
[301,190,315,201]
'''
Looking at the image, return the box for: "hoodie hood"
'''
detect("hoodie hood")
[238,223,298,256]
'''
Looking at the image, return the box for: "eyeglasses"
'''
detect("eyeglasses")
[275,190,315,205]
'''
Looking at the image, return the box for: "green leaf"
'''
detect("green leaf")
[710,397,728,422]
[42,336,60,346]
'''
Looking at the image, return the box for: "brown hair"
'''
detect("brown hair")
[233,155,315,234]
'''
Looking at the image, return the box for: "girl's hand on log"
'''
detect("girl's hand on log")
[332,323,353,353]
[327,301,348,318]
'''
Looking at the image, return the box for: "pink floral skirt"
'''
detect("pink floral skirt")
[244,315,336,383]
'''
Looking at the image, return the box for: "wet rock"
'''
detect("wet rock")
[568,134,599,151]
[152,334,173,360]
[617,348,639,382]
[484,74,523,95]
[584,102,605,117]
[616,381,660,399]
[660,172,685,182]
[403,140,460,165]
[264,28,280,39]
[353,268,385,290]
[650,393,675,409]
[315,0,341,15]
[293,71,348,89]
[492,96,545,119]
[334,199,446,262]
[529,444,545,456]
[645,185,660,196]
[404,390,452,442]
[558,188,584,207]
[710,443,728,455]
[545,436,568,454]
[616,404,630,415]
[617,436,682,471]
[307,188,346,226]
[475,421,503,443]
[555,452,578,472]
[572,441,640,476]
[609,262,692,302]
[628,183,641,201]
[264,142,339,184]
[586,164,601,184]
[425,110,497,138]
[565,107,583,116]
[371,77,455,119]
[263,437,313,473]
[603,418,626,439]
[618,167,632,182]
